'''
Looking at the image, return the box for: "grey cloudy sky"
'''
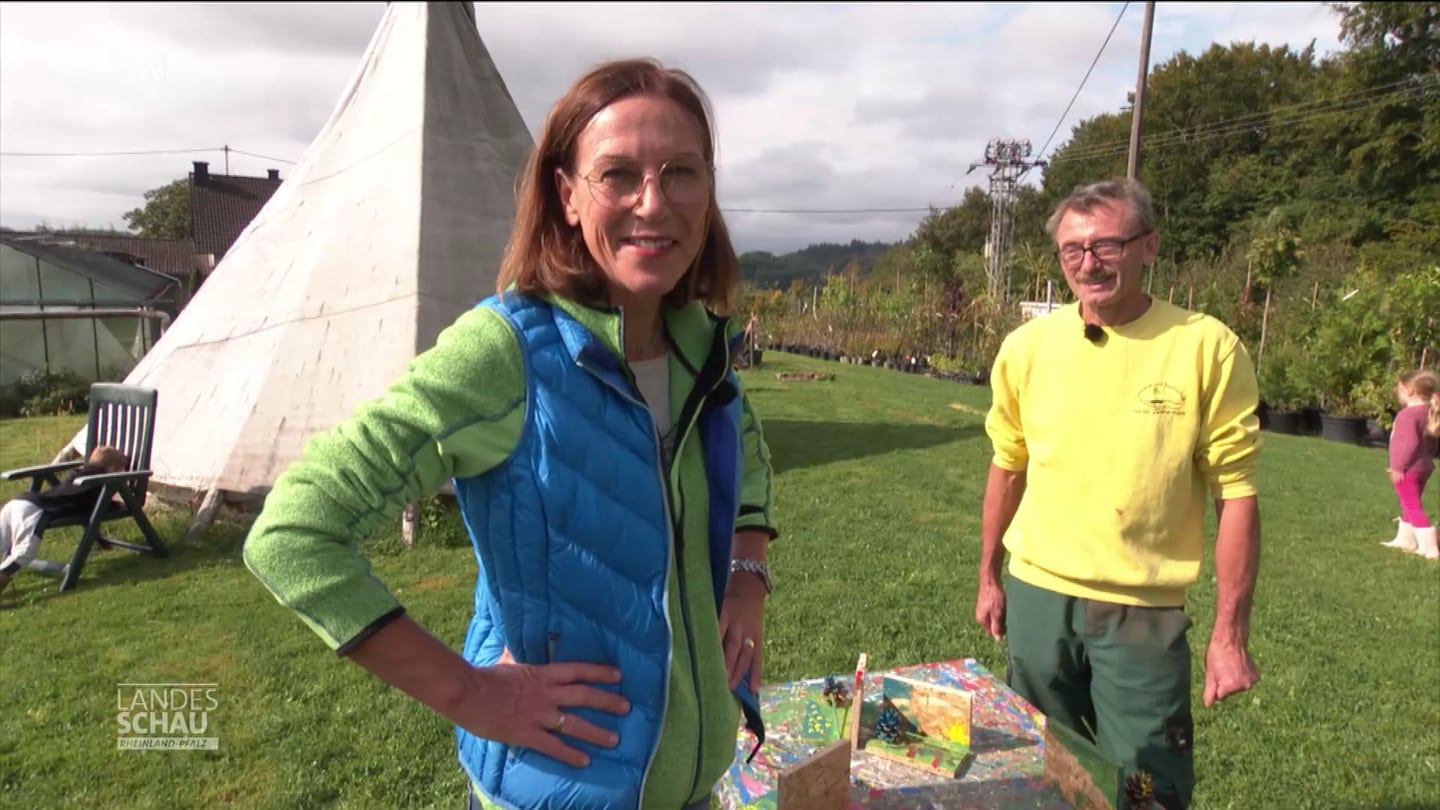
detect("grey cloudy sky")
[0,2,1344,254]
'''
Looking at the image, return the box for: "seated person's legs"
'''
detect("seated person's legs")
[0,499,48,595]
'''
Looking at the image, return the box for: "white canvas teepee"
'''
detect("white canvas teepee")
[65,2,534,510]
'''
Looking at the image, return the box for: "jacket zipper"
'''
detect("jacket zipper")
[574,350,677,810]
[669,393,707,802]
[575,317,732,808]
[665,320,735,801]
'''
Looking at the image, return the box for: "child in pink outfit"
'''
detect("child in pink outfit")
[1380,369,1440,559]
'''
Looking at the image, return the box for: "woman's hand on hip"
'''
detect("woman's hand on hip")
[720,572,767,692]
[457,653,630,768]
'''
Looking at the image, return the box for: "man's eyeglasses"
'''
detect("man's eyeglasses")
[575,158,713,209]
[1056,231,1151,267]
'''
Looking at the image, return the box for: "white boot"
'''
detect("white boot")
[1382,520,1417,551]
[1413,526,1439,559]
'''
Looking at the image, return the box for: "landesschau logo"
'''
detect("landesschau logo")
[116,683,219,750]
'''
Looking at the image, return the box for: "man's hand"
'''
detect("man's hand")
[1209,495,1260,707]
[1202,639,1260,707]
[975,577,1006,641]
[978,463,1025,643]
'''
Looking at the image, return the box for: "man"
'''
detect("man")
[976,178,1262,809]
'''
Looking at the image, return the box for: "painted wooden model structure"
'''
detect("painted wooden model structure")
[718,655,1142,810]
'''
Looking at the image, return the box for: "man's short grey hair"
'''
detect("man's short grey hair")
[1045,178,1157,237]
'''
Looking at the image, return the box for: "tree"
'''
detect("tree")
[123,179,191,239]
[1332,1,1439,77]
[1042,41,1322,264]
[1245,207,1303,370]
[913,187,991,260]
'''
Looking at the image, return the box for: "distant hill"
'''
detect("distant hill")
[739,239,898,288]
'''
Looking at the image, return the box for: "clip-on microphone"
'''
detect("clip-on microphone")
[1083,323,1106,344]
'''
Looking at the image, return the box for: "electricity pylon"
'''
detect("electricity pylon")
[968,138,1046,304]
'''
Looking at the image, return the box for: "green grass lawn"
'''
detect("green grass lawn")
[1,352,1437,809]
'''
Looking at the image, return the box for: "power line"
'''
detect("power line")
[0,147,223,158]
[721,206,934,214]
[0,142,931,215]
[1051,78,1432,164]
[787,82,1424,215]
[0,144,299,164]
[1034,1,1131,163]
[1056,78,1421,162]
[4,76,1427,219]
[727,80,1418,215]
[229,148,298,165]
[8,75,1417,170]
[1057,78,1425,161]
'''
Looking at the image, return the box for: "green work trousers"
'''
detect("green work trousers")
[1004,574,1195,810]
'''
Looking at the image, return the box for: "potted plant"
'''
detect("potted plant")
[1257,344,1306,435]
[1296,280,1393,444]
[1352,375,1401,445]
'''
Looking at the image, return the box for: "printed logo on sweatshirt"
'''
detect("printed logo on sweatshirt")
[1136,382,1186,416]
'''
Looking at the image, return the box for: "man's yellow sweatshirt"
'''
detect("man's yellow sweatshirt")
[984,300,1261,607]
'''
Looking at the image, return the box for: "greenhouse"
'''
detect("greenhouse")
[0,237,180,399]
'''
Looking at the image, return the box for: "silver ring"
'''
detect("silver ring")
[742,637,755,649]
[554,712,567,733]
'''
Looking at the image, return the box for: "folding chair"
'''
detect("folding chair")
[0,383,169,592]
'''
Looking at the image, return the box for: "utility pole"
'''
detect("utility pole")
[1127,1,1157,179]
[967,138,1046,304]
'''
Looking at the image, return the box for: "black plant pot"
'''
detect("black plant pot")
[1300,407,1322,436]
[1320,413,1367,445]
[1266,410,1302,435]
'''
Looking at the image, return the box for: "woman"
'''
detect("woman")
[243,58,778,810]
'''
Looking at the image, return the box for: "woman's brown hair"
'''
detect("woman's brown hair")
[495,58,740,314]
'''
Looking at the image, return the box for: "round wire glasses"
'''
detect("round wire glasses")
[576,157,713,209]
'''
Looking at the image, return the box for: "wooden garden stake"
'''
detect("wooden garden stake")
[849,653,868,751]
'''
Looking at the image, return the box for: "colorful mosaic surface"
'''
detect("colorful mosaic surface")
[716,658,1081,810]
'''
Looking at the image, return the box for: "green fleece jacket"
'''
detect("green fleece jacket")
[243,294,778,810]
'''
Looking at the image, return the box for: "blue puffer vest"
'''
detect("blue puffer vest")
[451,293,765,810]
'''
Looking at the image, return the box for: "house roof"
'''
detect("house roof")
[189,162,283,259]
[2,237,180,304]
[4,232,198,278]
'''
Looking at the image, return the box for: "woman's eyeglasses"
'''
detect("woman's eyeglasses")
[576,158,713,209]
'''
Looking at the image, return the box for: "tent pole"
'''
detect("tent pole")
[186,488,224,545]
[401,502,418,549]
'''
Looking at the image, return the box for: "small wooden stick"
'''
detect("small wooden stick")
[848,653,868,751]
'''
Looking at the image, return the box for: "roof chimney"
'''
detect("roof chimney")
[193,161,209,180]
[267,169,280,181]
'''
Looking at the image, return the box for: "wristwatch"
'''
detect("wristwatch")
[730,558,773,594]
